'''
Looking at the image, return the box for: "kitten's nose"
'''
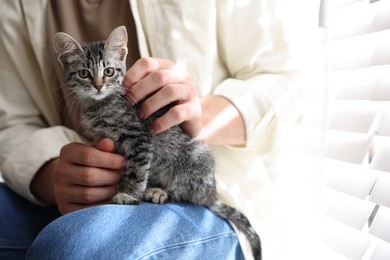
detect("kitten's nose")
[93,79,104,91]
[94,84,103,91]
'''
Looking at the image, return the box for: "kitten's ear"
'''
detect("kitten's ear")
[54,32,83,66]
[104,26,128,61]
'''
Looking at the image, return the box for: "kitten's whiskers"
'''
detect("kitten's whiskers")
[121,92,139,109]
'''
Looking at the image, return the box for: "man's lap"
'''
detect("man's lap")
[0,183,243,260]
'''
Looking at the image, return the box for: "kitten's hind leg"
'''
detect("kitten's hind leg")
[144,188,169,204]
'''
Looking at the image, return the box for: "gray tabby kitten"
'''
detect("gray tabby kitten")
[54,26,261,260]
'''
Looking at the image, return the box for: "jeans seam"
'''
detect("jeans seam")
[137,232,237,260]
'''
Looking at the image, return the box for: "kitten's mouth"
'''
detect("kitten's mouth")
[91,90,108,100]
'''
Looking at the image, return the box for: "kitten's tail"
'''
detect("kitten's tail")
[208,200,262,260]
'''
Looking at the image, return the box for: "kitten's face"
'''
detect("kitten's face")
[66,42,125,101]
[54,26,128,101]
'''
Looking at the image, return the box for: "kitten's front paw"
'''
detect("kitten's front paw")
[113,193,139,205]
[144,188,169,204]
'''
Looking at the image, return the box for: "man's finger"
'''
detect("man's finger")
[94,138,116,153]
[123,57,175,88]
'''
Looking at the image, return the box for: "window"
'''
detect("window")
[280,0,390,258]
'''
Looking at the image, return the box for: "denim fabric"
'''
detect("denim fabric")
[0,183,60,260]
[0,184,244,260]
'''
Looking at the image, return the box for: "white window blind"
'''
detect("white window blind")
[325,1,390,259]
[280,0,390,259]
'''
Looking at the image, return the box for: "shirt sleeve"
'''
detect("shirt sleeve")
[215,0,302,151]
[0,1,85,204]
[1,127,85,205]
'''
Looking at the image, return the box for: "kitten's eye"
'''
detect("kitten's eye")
[78,69,91,79]
[104,67,115,77]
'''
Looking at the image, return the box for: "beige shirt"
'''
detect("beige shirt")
[0,1,302,258]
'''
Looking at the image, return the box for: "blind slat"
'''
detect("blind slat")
[370,137,390,172]
[329,0,390,40]
[369,206,390,243]
[377,105,390,136]
[331,65,390,100]
[328,102,378,133]
[370,240,390,260]
[370,77,390,101]
[324,158,379,199]
[325,130,372,164]
[328,0,362,11]
[324,188,376,230]
[285,126,373,163]
[330,29,390,70]
[322,217,372,260]
[369,173,390,207]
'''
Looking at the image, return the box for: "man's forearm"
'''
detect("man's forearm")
[199,96,246,146]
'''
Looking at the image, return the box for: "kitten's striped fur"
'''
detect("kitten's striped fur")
[54,26,261,260]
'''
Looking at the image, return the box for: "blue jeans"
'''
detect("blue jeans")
[0,183,244,260]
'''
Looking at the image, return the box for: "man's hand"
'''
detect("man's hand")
[31,138,124,215]
[123,57,202,138]
[53,139,124,214]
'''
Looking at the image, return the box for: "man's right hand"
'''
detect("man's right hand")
[31,138,124,215]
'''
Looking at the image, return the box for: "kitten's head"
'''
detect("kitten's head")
[54,26,128,101]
